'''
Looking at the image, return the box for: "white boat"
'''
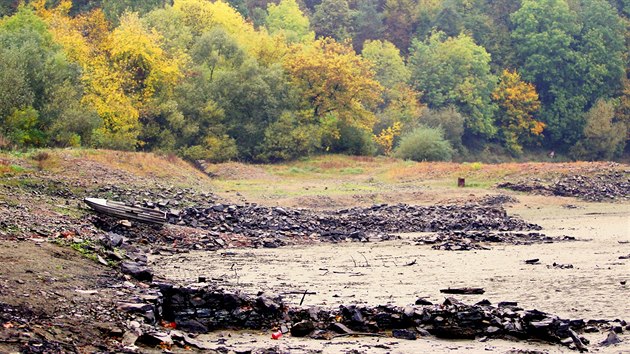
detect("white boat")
[84,197,166,225]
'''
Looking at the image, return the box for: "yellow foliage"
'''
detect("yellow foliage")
[492,69,544,153]
[284,38,383,132]
[107,12,182,101]
[172,0,284,62]
[35,3,185,149]
[374,122,402,155]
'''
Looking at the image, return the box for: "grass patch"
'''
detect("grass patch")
[53,238,99,262]
[339,167,364,175]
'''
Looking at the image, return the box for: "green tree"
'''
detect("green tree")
[0,6,98,147]
[574,0,626,105]
[350,0,384,51]
[266,0,314,43]
[101,0,166,23]
[361,39,409,89]
[570,99,626,160]
[418,106,465,151]
[512,0,626,148]
[409,32,497,139]
[311,0,353,40]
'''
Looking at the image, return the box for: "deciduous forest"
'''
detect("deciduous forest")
[0,0,628,162]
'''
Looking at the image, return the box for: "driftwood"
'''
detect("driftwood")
[440,287,485,295]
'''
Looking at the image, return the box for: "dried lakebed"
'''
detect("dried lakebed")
[150,199,630,352]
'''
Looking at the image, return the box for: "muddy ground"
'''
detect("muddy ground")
[0,151,628,353]
[151,196,629,353]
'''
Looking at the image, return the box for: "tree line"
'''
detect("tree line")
[0,0,628,161]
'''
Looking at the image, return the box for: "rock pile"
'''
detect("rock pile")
[172,203,541,242]
[92,185,217,209]
[133,285,627,352]
[498,171,630,202]
[87,201,546,252]
[414,231,577,251]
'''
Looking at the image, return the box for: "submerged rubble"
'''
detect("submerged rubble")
[498,171,630,202]
[113,284,627,352]
[169,203,542,245]
[86,201,550,253]
[415,231,577,251]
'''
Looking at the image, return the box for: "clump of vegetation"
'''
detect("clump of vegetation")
[570,99,626,160]
[418,106,465,151]
[394,126,453,162]
[30,150,50,170]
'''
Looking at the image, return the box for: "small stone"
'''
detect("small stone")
[119,220,132,227]
[392,329,417,340]
[600,331,622,346]
[121,331,139,346]
[415,298,433,306]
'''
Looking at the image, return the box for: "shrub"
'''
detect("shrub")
[394,126,453,161]
[330,123,377,156]
[257,112,321,162]
[418,106,465,150]
[179,135,238,163]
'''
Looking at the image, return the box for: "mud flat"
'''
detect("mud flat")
[151,197,630,353]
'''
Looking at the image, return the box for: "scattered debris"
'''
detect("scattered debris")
[440,287,485,295]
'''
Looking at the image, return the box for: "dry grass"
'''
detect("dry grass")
[80,150,207,181]
[204,155,629,206]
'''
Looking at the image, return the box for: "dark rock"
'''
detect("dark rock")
[137,332,172,347]
[176,319,208,334]
[120,261,153,282]
[117,302,153,313]
[415,298,433,306]
[330,322,354,334]
[584,326,599,333]
[416,327,431,337]
[257,295,281,312]
[291,320,315,337]
[392,329,417,340]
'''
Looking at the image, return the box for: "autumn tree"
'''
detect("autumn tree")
[383,0,416,52]
[284,38,383,153]
[492,69,544,155]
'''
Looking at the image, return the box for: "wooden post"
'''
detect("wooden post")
[458,178,465,187]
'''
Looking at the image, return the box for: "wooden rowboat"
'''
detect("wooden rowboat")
[84,197,166,225]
